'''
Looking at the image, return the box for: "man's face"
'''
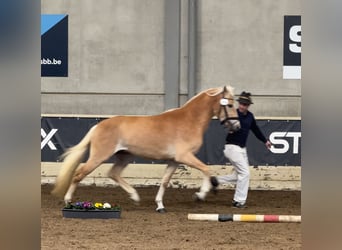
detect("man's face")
[238,102,250,114]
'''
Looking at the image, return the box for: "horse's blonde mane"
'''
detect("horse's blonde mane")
[182,85,234,106]
[206,85,235,96]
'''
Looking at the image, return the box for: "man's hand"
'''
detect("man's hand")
[265,140,272,149]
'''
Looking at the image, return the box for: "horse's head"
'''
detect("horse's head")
[214,86,240,132]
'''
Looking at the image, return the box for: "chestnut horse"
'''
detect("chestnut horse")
[52,86,240,212]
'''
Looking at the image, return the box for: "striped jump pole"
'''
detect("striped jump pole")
[188,214,301,223]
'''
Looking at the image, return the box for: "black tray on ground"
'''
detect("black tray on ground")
[62,209,121,219]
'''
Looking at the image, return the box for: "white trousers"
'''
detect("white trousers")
[217,144,250,204]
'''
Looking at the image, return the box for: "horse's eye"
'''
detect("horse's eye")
[228,104,233,108]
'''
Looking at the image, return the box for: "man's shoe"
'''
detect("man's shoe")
[232,200,247,208]
[210,176,219,194]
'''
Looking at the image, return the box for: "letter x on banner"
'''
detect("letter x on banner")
[41,128,58,150]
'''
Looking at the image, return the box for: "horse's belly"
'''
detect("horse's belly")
[128,144,175,160]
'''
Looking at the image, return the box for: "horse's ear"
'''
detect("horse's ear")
[223,86,227,92]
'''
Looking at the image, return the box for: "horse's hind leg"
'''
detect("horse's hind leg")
[108,152,140,203]
[64,146,114,204]
[155,161,178,213]
[64,159,103,204]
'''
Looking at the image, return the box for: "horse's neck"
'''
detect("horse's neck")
[181,93,215,130]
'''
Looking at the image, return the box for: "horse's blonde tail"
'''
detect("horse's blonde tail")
[51,125,97,198]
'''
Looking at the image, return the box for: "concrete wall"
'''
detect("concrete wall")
[197,0,301,117]
[41,0,165,115]
[41,0,301,117]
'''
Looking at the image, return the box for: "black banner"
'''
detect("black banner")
[247,120,301,166]
[283,15,301,79]
[41,117,301,166]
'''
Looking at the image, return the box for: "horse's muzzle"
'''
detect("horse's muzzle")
[230,120,241,131]
[222,119,240,132]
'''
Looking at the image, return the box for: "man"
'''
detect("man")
[211,91,271,208]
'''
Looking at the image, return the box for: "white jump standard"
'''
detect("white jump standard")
[188,214,301,223]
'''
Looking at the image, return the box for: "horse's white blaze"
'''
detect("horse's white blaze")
[220,98,229,105]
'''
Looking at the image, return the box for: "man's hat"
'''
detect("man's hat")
[237,91,253,105]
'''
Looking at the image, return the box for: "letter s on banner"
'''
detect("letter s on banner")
[269,132,289,154]
[289,25,301,53]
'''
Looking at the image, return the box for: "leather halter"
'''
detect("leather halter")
[219,88,238,124]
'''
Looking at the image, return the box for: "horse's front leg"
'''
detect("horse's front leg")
[176,153,213,201]
[155,162,178,213]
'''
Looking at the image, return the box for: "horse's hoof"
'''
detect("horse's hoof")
[210,176,219,195]
[130,198,140,206]
[133,201,140,206]
[156,208,167,213]
[210,176,219,187]
[192,193,204,202]
[64,200,72,206]
[211,188,218,195]
[130,192,141,203]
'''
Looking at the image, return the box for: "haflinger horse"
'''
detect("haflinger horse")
[51,86,241,212]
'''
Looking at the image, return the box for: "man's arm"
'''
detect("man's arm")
[251,117,271,149]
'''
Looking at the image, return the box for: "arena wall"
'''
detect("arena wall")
[41,0,301,117]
